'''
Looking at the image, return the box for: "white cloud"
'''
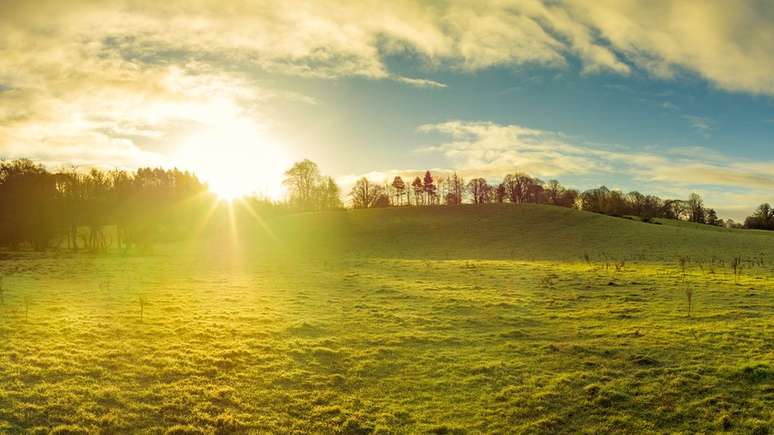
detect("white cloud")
[417,121,605,177]
[3,1,773,91]
[570,0,774,95]
[395,77,447,89]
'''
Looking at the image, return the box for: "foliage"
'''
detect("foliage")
[745,203,774,230]
[0,159,210,251]
[350,178,388,209]
[283,159,341,211]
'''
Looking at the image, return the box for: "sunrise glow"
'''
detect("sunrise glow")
[174,116,290,201]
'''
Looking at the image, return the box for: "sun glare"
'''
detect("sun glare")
[174,116,290,201]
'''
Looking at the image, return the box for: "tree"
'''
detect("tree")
[494,183,506,203]
[558,188,579,208]
[662,199,688,220]
[687,193,705,223]
[82,168,113,252]
[502,173,537,204]
[423,171,436,205]
[445,172,464,206]
[467,178,491,204]
[545,180,563,205]
[283,159,320,210]
[350,177,386,209]
[436,175,447,205]
[391,176,406,206]
[580,186,610,214]
[0,159,210,252]
[642,195,663,219]
[501,174,519,203]
[372,191,391,208]
[526,178,544,203]
[317,176,342,209]
[745,203,774,230]
[627,191,646,216]
[282,160,342,211]
[607,189,627,216]
[411,176,423,206]
[54,167,85,251]
[705,208,720,226]
[0,159,58,250]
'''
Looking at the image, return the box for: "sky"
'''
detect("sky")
[0,0,772,219]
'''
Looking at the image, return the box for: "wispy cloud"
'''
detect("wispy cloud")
[661,101,680,111]
[394,77,447,89]
[683,115,713,137]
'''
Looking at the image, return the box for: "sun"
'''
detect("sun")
[174,116,290,201]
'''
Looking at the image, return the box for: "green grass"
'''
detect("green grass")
[0,204,772,433]
[270,204,774,261]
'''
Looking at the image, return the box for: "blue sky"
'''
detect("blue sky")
[0,0,772,219]
[265,59,773,219]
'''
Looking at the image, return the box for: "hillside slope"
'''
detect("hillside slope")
[268,204,774,261]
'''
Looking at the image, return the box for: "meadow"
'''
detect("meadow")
[0,205,772,434]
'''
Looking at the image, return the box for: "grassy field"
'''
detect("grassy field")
[0,204,772,434]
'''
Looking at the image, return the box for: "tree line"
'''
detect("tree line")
[744,203,774,231]
[345,169,772,230]
[1,157,772,251]
[0,158,341,251]
[0,159,213,251]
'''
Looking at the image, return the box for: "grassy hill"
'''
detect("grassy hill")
[269,203,774,262]
[1,203,772,433]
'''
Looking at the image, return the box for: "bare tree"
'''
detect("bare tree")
[350,177,387,209]
[545,180,563,205]
[627,191,646,215]
[283,159,321,210]
[502,173,536,204]
[467,178,491,204]
[447,172,464,205]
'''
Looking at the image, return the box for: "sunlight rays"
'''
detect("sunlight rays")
[179,189,283,259]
